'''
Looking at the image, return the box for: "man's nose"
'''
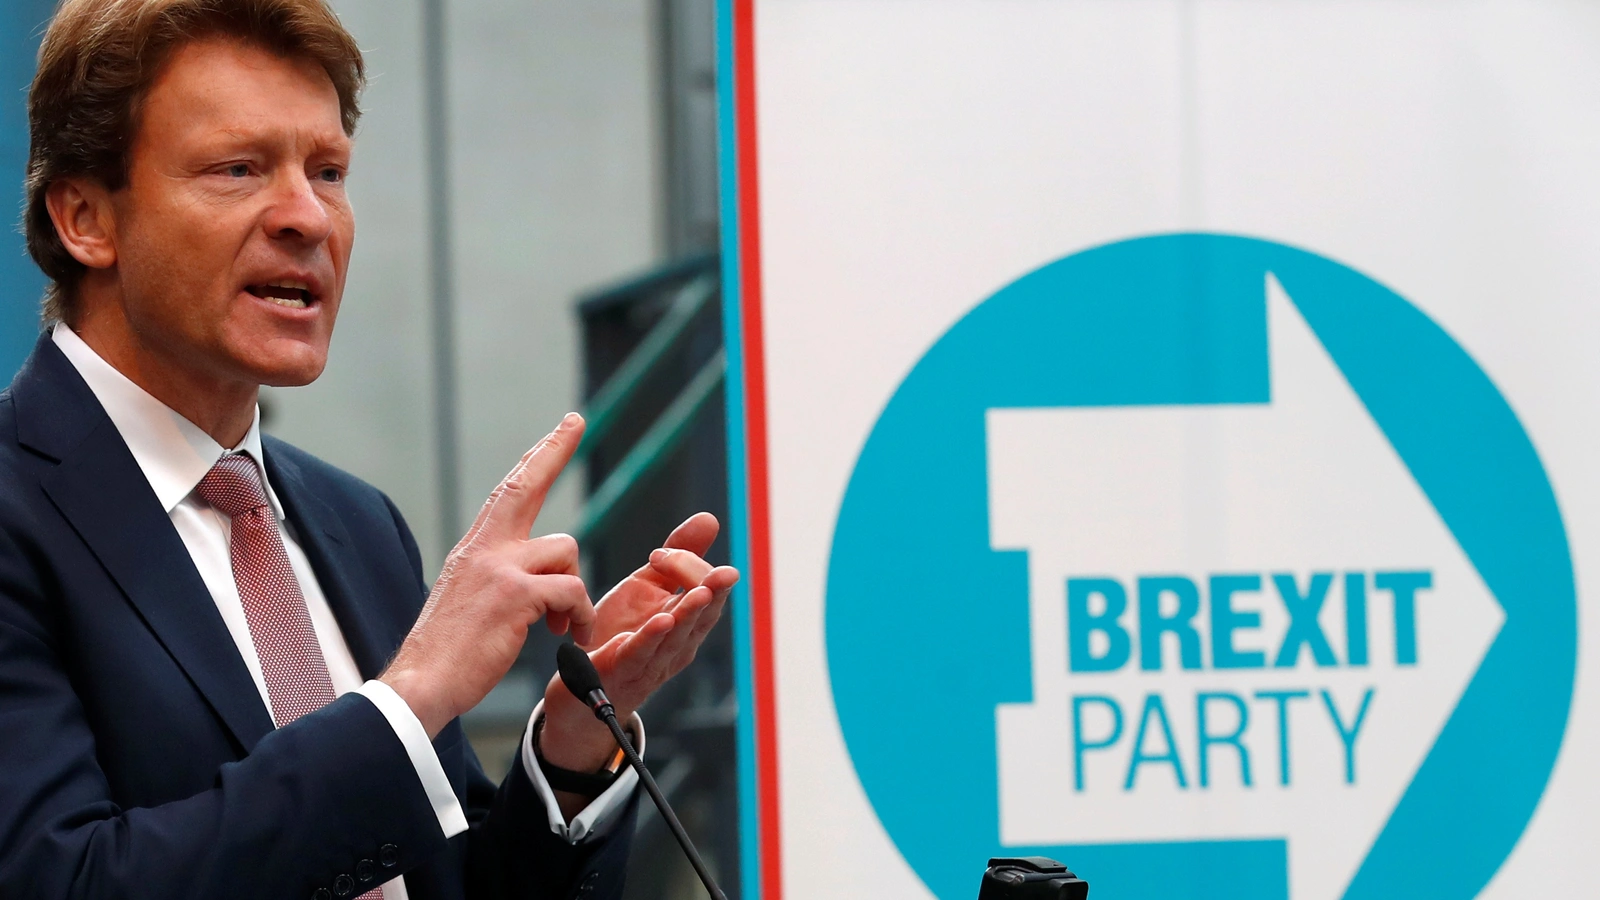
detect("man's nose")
[262,168,334,244]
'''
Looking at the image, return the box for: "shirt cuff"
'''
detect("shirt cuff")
[357,679,470,839]
[521,700,645,843]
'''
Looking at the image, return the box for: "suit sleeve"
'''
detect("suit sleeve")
[0,526,452,900]
[382,496,640,900]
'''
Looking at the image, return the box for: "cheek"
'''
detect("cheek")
[332,209,356,270]
[320,213,355,318]
[119,198,243,312]
[116,228,208,330]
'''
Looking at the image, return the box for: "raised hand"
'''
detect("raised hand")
[381,413,595,738]
[538,512,738,776]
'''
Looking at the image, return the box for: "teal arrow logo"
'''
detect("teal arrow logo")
[825,234,1576,899]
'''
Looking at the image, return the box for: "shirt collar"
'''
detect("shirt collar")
[51,322,284,520]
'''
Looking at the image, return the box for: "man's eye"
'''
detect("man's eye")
[318,168,344,183]
[225,163,251,178]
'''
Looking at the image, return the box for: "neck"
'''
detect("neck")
[70,283,258,449]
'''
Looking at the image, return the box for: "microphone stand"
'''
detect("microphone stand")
[557,643,728,900]
[596,704,728,900]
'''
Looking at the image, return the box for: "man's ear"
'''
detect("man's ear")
[44,178,118,271]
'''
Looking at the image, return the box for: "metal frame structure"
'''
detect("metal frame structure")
[575,255,739,899]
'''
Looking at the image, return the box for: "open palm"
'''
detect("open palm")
[547,511,738,725]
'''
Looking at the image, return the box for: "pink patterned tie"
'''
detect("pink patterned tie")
[197,454,385,899]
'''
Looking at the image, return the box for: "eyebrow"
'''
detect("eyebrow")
[195,124,351,156]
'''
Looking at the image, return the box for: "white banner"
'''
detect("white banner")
[720,3,1600,898]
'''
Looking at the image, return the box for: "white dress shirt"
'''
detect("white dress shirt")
[51,324,640,895]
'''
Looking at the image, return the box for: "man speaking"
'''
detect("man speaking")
[0,1,737,897]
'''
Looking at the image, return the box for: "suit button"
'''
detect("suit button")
[356,859,376,883]
[333,874,354,896]
[313,890,332,900]
[379,844,399,868]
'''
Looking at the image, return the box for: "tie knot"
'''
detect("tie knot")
[196,453,271,519]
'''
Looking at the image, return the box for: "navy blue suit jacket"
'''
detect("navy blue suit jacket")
[0,336,636,899]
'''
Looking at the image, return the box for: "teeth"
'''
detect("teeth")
[267,280,311,291]
[265,295,308,309]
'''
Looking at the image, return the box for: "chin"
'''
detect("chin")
[258,360,328,388]
[259,368,325,389]
[236,344,330,388]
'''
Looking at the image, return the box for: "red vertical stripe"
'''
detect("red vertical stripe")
[733,0,783,896]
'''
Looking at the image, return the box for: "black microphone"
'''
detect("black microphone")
[555,643,728,900]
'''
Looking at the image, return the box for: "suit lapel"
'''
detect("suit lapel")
[15,341,275,753]
[265,448,402,680]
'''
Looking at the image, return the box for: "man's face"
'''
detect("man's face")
[110,37,353,387]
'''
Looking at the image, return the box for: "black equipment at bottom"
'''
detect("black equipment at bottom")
[555,643,729,900]
[978,857,1089,900]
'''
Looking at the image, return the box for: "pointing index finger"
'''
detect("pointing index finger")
[474,413,585,541]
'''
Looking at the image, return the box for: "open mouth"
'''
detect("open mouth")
[245,280,315,310]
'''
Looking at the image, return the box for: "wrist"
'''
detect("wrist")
[533,717,627,796]
[540,678,623,771]
[380,666,453,739]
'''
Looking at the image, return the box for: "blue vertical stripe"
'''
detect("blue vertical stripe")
[0,3,52,378]
[714,0,762,897]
